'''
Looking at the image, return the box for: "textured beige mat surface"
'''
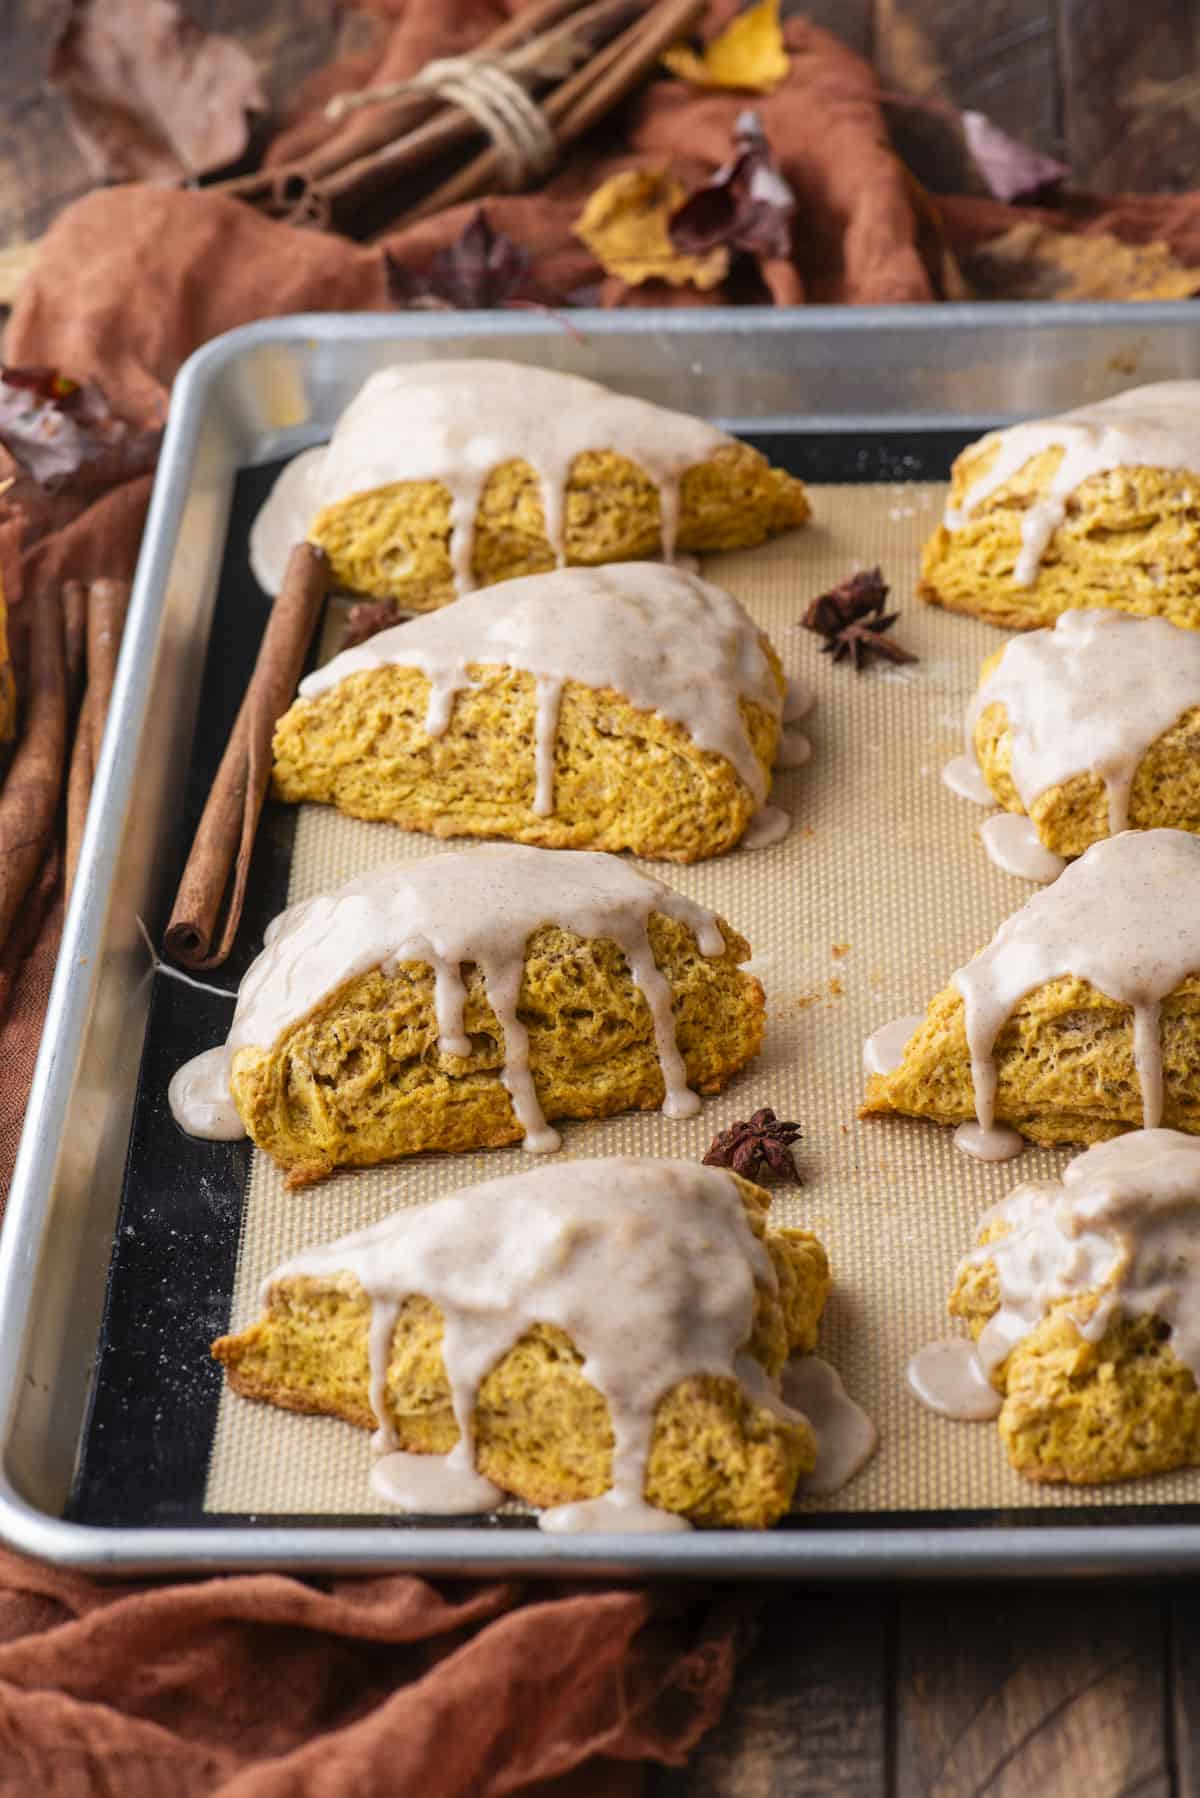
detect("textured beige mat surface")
[206,481,1200,1518]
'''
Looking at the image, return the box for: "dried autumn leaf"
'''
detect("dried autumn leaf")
[574,169,729,290]
[960,111,1070,204]
[387,210,531,311]
[662,0,789,94]
[669,110,793,261]
[963,221,1200,302]
[49,0,266,183]
[0,367,162,493]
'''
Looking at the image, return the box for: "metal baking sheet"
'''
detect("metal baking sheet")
[7,304,1200,1577]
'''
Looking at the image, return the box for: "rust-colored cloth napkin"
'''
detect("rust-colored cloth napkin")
[0,1552,749,1793]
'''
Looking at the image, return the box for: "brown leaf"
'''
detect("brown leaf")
[574,169,729,291]
[387,210,531,312]
[661,0,789,94]
[963,221,1200,301]
[669,111,793,263]
[0,367,161,494]
[49,0,266,183]
[959,112,1069,204]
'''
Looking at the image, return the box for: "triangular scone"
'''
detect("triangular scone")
[947,1132,1200,1484]
[172,847,766,1185]
[213,1161,833,1530]
[919,382,1200,631]
[249,361,809,609]
[861,830,1200,1149]
[967,613,1200,858]
[272,564,786,863]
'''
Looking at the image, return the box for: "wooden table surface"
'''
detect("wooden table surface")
[5,4,1200,1794]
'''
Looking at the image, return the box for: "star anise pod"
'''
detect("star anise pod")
[801,567,918,673]
[341,599,403,650]
[703,1107,802,1185]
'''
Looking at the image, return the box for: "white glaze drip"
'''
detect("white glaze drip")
[740,806,791,850]
[167,1046,243,1141]
[249,361,732,596]
[954,1120,1026,1162]
[980,813,1067,884]
[298,562,782,807]
[906,1339,1002,1420]
[951,828,1200,1155]
[963,1130,1200,1382]
[775,725,812,768]
[862,1014,925,1077]
[942,753,994,807]
[944,381,1200,587]
[965,610,1200,839]
[783,676,815,722]
[168,846,731,1149]
[266,1156,792,1532]
[782,1357,878,1496]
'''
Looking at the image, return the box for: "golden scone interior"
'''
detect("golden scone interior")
[861,829,1200,1152]
[920,381,1200,631]
[170,847,766,1184]
[213,1158,832,1529]
[248,360,809,609]
[272,562,786,863]
[965,611,1200,857]
[944,1130,1200,1484]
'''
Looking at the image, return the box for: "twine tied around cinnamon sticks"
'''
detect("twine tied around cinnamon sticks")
[326,52,560,191]
[213,0,706,234]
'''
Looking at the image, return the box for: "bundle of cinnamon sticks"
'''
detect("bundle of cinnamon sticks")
[213,0,706,237]
[0,576,129,991]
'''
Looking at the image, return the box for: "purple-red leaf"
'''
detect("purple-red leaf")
[960,111,1070,204]
[668,109,794,262]
[387,209,531,311]
[0,366,161,493]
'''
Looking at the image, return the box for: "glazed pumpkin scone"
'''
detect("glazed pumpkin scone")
[272,563,787,863]
[213,1157,834,1529]
[861,829,1200,1158]
[249,361,809,607]
[169,846,766,1185]
[954,609,1200,866]
[920,382,1200,631]
[940,1130,1200,1484]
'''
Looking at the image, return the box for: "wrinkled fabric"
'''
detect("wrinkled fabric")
[0,1553,751,1794]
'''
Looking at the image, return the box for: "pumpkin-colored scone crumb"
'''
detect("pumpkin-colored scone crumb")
[272,654,783,863]
[0,572,14,743]
[860,971,1200,1147]
[921,442,1200,632]
[950,1220,1200,1483]
[231,913,764,1186]
[972,650,1200,857]
[309,443,810,609]
[212,1181,830,1528]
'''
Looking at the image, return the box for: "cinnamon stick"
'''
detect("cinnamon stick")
[164,543,329,969]
[64,578,131,899]
[320,0,643,223]
[212,0,591,211]
[383,0,705,230]
[0,591,66,949]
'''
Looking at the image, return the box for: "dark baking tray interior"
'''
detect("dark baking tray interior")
[71,423,1191,1534]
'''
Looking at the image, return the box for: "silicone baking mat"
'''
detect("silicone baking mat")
[69,437,1200,1530]
[198,478,1200,1523]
